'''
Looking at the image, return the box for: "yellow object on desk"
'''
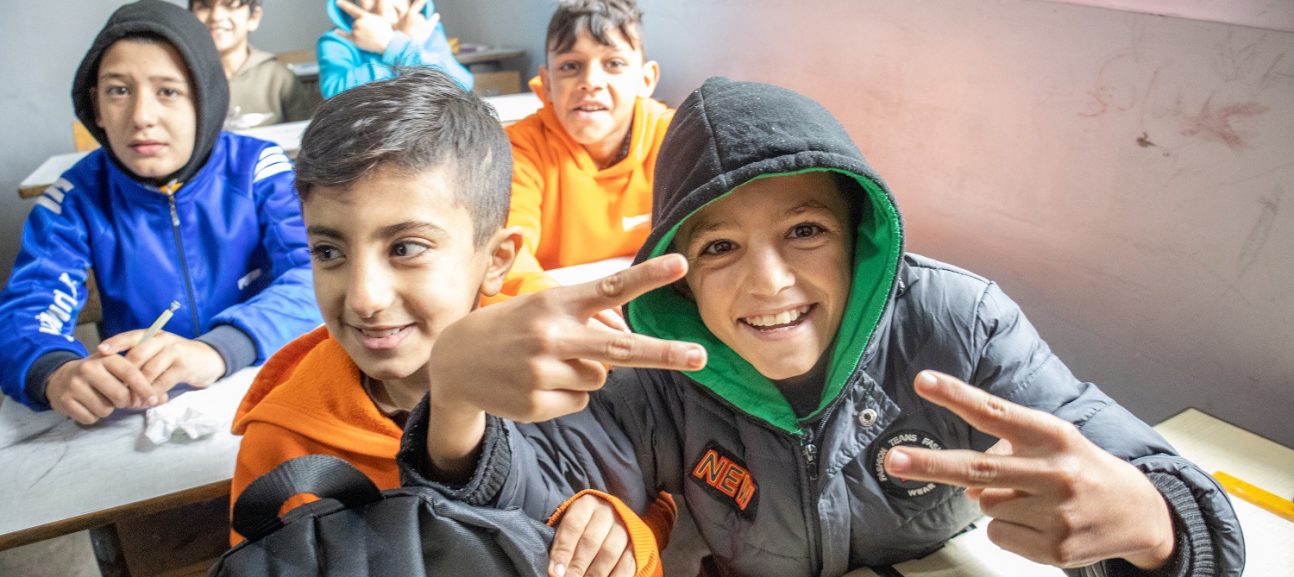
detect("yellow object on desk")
[1214,470,1294,522]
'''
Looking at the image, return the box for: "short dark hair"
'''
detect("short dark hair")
[189,0,261,10]
[293,68,512,247]
[546,0,645,55]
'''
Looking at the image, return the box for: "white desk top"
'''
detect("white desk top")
[18,92,543,198]
[0,367,257,544]
[843,408,1292,576]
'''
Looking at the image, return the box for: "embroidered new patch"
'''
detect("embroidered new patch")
[689,442,758,519]
[869,429,947,500]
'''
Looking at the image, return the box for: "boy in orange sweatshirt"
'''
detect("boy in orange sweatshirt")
[229,69,671,577]
[502,0,671,298]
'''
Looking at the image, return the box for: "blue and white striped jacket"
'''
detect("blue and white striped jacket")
[0,132,321,409]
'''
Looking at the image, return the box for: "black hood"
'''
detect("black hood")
[72,0,229,186]
[625,77,905,433]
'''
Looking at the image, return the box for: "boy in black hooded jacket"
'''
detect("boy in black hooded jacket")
[401,77,1243,576]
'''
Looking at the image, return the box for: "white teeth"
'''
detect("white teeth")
[744,305,811,328]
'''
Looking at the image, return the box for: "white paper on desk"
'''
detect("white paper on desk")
[143,389,221,445]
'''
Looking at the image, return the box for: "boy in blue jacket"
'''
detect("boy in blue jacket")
[403,77,1244,576]
[318,0,472,99]
[0,0,320,425]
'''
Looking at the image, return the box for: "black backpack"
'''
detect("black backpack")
[210,454,552,576]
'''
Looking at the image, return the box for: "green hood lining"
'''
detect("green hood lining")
[625,168,901,435]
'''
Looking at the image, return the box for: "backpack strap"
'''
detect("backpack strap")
[232,454,382,541]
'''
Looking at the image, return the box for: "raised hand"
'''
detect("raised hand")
[424,254,707,478]
[394,0,436,45]
[884,371,1176,570]
[431,253,705,423]
[335,0,396,54]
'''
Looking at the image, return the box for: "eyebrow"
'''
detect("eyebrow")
[786,199,835,216]
[307,221,448,240]
[98,72,187,84]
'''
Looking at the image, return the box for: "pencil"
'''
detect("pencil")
[1213,470,1294,523]
[137,300,181,346]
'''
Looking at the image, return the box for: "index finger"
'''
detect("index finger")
[336,0,365,18]
[407,0,428,18]
[913,371,1073,451]
[97,329,147,356]
[563,254,687,317]
[885,446,1052,492]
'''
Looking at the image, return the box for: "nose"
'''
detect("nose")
[131,93,158,129]
[578,64,606,92]
[346,258,395,320]
[745,243,795,297]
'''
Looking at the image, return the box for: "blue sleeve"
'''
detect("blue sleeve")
[317,26,472,101]
[384,26,473,91]
[207,153,321,367]
[0,178,93,409]
[317,31,393,100]
[969,283,1244,577]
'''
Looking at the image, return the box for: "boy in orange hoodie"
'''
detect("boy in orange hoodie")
[502,0,671,298]
[229,69,671,577]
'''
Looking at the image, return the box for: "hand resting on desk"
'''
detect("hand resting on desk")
[46,330,225,425]
[884,371,1177,571]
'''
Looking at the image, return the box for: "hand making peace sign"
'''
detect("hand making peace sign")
[884,371,1178,570]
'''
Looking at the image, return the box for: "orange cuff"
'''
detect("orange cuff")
[548,489,669,577]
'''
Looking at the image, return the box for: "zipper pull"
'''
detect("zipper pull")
[162,180,183,226]
[801,432,819,481]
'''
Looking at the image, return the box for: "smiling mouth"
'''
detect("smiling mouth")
[741,305,813,330]
[352,324,412,350]
[573,104,607,113]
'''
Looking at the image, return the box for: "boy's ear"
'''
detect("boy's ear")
[479,226,523,298]
[538,65,554,101]
[247,5,264,32]
[638,60,660,98]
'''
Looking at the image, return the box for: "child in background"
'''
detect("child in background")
[0,0,320,424]
[318,0,472,99]
[229,69,671,577]
[500,0,671,298]
[190,0,318,128]
[407,77,1244,576]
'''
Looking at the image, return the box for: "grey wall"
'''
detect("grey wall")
[441,0,1294,445]
[3,0,1291,444]
[0,0,329,285]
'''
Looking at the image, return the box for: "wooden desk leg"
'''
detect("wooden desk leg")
[89,524,132,577]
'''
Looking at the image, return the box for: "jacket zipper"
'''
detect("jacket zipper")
[164,183,201,337]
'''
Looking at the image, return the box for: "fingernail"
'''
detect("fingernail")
[551,562,566,577]
[147,395,158,406]
[915,371,938,391]
[686,347,705,369]
[888,448,911,472]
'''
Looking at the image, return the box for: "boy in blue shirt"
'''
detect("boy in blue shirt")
[319,0,473,99]
[404,78,1243,576]
[0,0,320,424]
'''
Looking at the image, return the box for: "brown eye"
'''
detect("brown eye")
[701,240,735,256]
[790,224,824,238]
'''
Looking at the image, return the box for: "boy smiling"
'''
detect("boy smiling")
[501,0,671,298]
[189,0,316,128]
[229,70,672,577]
[407,77,1244,576]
